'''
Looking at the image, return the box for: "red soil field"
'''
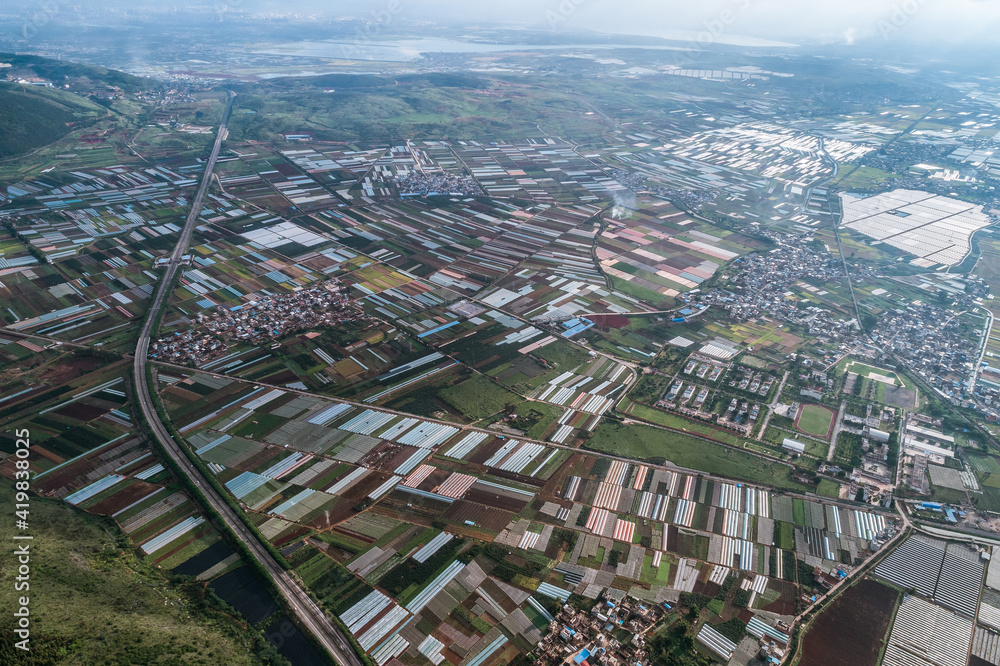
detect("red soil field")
[443,500,514,532]
[799,578,898,666]
[463,486,528,512]
[589,314,630,329]
[87,479,159,516]
[53,402,107,421]
[762,580,797,616]
[271,525,311,548]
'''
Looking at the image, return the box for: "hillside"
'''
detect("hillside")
[0,53,158,94]
[0,480,266,665]
[0,84,111,159]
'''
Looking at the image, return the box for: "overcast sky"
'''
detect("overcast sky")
[237,0,1000,46]
[12,0,1000,47]
[408,0,998,45]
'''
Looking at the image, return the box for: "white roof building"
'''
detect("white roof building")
[903,438,955,459]
[782,438,806,454]
[907,424,955,445]
[869,428,891,442]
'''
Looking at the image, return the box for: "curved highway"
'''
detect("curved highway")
[132,91,363,666]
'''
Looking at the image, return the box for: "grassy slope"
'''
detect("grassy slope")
[0,479,260,665]
[226,75,607,144]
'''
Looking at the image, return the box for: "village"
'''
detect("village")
[150,279,368,365]
[530,586,795,666]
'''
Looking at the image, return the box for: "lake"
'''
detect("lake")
[255,37,692,62]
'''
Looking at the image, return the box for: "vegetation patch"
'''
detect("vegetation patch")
[0,480,272,665]
[587,422,808,491]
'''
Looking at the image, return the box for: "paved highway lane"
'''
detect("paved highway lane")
[132,92,364,666]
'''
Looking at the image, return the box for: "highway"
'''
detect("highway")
[131,91,363,666]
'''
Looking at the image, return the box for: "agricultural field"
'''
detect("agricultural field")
[149,366,895,665]
[841,190,991,267]
[2,43,997,666]
[596,198,761,304]
[0,364,325,663]
[796,578,898,666]
[0,360,137,471]
[0,162,236,349]
[586,421,808,492]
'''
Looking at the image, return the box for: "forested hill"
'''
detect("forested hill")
[0,53,158,160]
[0,83,106,159]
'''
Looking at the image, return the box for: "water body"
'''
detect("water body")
[255,37,693,61]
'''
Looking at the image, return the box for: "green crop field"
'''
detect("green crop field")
[439,374,521,421]
[797,404,835,438]
[586,422,808,492]
[627,403,745,446]
[817,479,842,499]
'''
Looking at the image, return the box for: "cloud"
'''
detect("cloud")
[370,0,1000,45]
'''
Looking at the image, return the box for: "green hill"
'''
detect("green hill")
[0,479,271,665]
[0,53,157,94]
[0,84,107,159]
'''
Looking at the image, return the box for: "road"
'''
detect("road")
[970,307,993,392]
[827,402,846,462]
[755,370,790,442]
[533,305,710,324]
[131,92,364,666]
[817,139,866,336]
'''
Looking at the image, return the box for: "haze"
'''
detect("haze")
[13,0,1000,47]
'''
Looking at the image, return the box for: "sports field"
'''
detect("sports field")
[839,360,902,386]
[796,404,836,439]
